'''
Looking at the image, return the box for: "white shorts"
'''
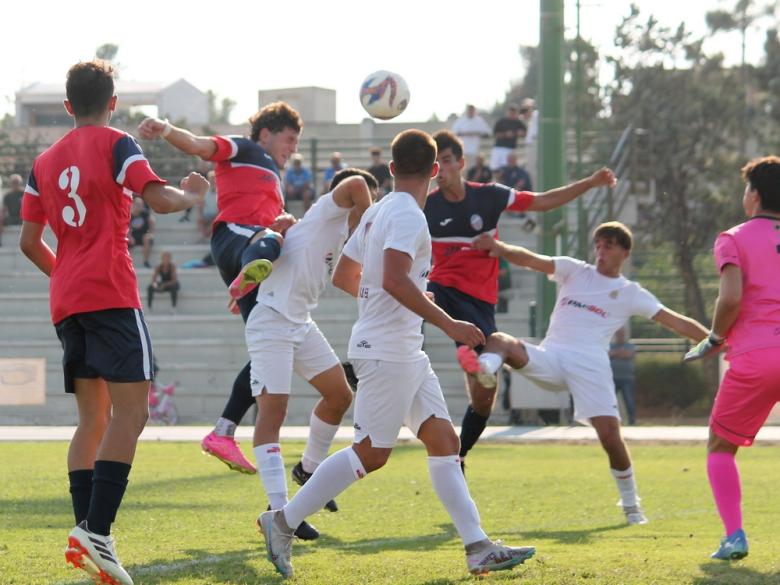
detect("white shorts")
[352,356,452,448]
[489,146,513,171]
[520,342,619,423]
[246,304,340,396]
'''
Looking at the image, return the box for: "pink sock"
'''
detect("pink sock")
[707,451,742,535]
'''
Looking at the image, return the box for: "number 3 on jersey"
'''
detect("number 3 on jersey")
[59,165,86,227]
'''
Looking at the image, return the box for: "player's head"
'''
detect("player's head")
[64,60,117,121]
[741,156,780,215]
[331,168,379,231]
[432,130,464,190]
[161,251,173,264]
[507,103,520,119]
[389,130,438,181]
[593,221,632,274]
[9,174,23,190]
[131,198,145,215]
[249,101,302,169]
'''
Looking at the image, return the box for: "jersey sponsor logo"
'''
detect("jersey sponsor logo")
[439,218,453,226]
[356,340,372,349]
[559,296,608,318]
[470,214,484,231]
[325,251,335,275]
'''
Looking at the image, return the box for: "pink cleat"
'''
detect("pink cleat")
[201,431,257,474]
[228,259,273,300]
[456,346,497,388]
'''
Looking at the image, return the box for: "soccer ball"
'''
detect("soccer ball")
[359,71,410,120]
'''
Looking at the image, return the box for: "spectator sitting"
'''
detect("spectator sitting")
[148,251,180,313]
[1,174,25,247]
[490,103,527,171]
[197,170,219,242]
[466,154,493,183]
[322,151,346,193]
[128,197,155,268]
[366,146,392,197]
[609,327,637,425]
[284,153,314,210]
[498,152,533,191]
[451,104,492,163]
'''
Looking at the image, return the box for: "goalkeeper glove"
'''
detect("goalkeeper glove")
[683,332,725,362]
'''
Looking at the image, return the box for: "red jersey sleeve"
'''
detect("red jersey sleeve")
[112,134,165,194]
[506,190,534,213]
[20,167,46,224]
[208,136,239,162]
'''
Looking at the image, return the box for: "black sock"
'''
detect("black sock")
[220,362,255,425]
[86,460,131,536]
[459,406,489,458]
[68,469,93,525]
[240,235,281,266]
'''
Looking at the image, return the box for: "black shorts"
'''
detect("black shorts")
[210,222,268,322]
[427,281,497,351]
[54,308,154,394]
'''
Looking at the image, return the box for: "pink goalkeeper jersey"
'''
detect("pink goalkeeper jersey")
[713,215,780,357]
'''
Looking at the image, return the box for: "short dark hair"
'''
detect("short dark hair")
[391,130,437,178]
[330,167,379,192]
[593,221,633,251]
[66,60,115,117]
[741,156,780,212]
[249,102,302,142]
[432,130,464,161]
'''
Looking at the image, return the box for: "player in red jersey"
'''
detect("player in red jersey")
[139,103,302,475]
[425,130,616,472]
[20,60,207,585]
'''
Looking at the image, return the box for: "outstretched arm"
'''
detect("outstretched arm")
[472,233,555,275]
[527,167,616,212]
[652,308,708,342]
[141,173,208,215]
[137,117,217,160]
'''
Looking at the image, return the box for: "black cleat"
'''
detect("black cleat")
[342,361,359,392]
[292,461,339,512]
[266,505,319,540]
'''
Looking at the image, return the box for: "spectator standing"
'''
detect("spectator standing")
[609,327,637,425]
[521,98,538,184]
[322,152,346,194]
[366,146,392,196]
[128,197,155,268]
[284,153,314,210]
[197,170,219,241]
[148,251,181,312]
[451,104,492,163]
[466,154,493,183]
[1,174,25,246]
[490,104,526,172]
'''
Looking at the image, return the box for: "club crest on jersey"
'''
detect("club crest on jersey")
[470,214,484,231]
[609,290,619,299]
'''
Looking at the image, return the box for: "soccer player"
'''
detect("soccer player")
[426,130,617,471]
[138,103,302,474]
[19,60,207,585]
[247,168,376,540]
[458,221,709,525]
[684,156,780,560]
[259,130,536,579]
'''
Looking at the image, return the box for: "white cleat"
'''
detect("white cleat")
[466,538,536,575]
[64,521,134,585]
[624,505,649,525]
[258,510,294,578]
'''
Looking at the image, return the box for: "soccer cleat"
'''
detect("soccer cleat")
[64,521,133,585]
[456,346,497,389]
[466,539,536,575]
[201,431,257,474]
[711,528,748,561]
[291,461,339,512]
[258,510,294,579]
[623,505,649,525]
[266,505,319,541]
[229,259,273,300]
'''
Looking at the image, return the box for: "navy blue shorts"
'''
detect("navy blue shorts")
[54,308,154,394]
[427,281,497,351]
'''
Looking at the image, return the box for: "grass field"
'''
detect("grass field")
[3,441,780,584]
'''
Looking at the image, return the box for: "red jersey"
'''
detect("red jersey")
[21,126,164,323]
[424,182,533,304]
[208,135,284,228]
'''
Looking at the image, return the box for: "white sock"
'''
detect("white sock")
[214,417,237,437]
[254,443,288,510]
[611,465,639,508]
[478,352,503,375]
[301,413,339,473]
[428,456,488,546]
[284,447,366,528]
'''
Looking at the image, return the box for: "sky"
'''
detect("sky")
[0,0,774,125]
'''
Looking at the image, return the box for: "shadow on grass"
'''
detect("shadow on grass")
[314,522,458,554]
[514,522,627,544]
[694,561,780,585]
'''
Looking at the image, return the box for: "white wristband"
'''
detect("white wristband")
[160,119,172,139]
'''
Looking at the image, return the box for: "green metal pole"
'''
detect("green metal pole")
[575,0,587,259]
[537,0,566,336]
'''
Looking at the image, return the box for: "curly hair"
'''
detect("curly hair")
[249,102,303,142]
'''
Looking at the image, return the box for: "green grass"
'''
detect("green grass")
[3,441,780,584]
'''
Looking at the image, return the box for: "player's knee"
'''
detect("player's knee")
[360,450,390,473]
[598,428,624,453]
[328,387,352,414]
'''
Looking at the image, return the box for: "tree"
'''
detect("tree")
[95,43,119,62]
[207,90,236,125]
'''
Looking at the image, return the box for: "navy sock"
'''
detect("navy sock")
[459,406,489,458]
[68,469,93,525]
[220,362,255,425]
[240,235,281,267]
[86,460,131,536]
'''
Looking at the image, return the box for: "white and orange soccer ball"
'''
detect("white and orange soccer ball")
[359,70,410,120]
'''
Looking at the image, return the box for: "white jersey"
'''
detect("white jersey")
[342,191,431,361]
[543,257,664,354]
[257,192,350,323]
